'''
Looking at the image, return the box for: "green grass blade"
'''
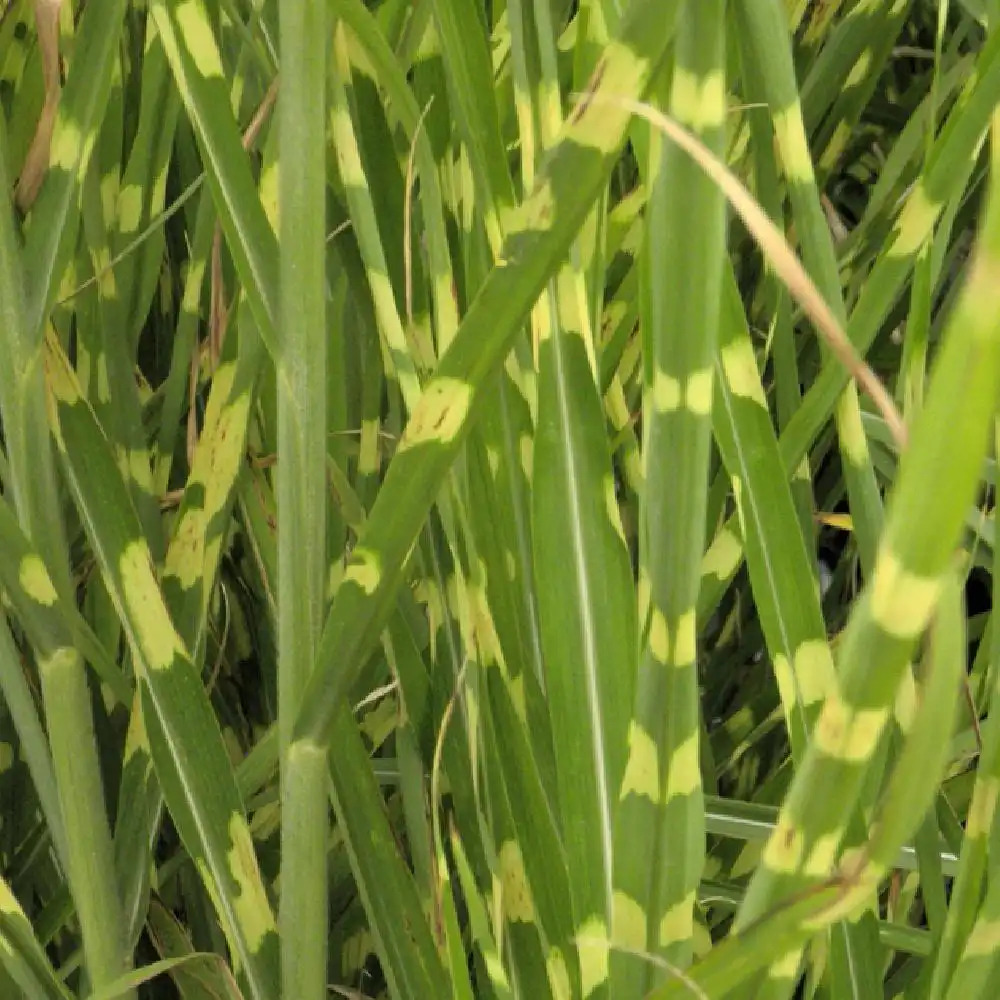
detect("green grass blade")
[532,268,636,976]
[612,2,724,989]
[712,267,836,756]
[42,331,280,1000]
[0,615,66,883]
[275,1,329,998]
[326,717,452,999]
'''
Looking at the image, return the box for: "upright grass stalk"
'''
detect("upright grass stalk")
[277,1,329,999]
[611,1,725,991]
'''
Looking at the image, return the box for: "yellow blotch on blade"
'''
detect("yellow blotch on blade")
[612,892,647,950]
[260,159,279,228]
[0,742,13,771]
[534,302,554,343]
[331,105,365,187]
[344,548,380,595]
[837,391,869,466]
[50,119,82,171]
[620,722,660,802]
[19,555,58,606]
[119,540,183,671]
[499,840,535,923]
[546,949,571,1000]
[845,47,874,88]
[520,434,533,481]
[165,508,208,589]
[227,813,276,950]
[794,639,835,705]
[731,474,744,507]
[720,339,767,408]
[702,528,741,581]
[769,948,802,980]
[665,731,701,801]
[672,609,697,667]
[637,569,651,625]
[99,268,118,300]
[208,360,237,406]
[415,578,444,637]
[203,391,251,517]
[814,693,887,762]
[652,370,681,412]
[95,246,117,299]
[803,832,841,877]
[870,548,941,638]
[176,1,226,78]
[731,478,747,536]
[182,260,207,313]
[399,378,472,450]
[44,329,81,405]
[671,67,726,131]
[772,653,796,712]
[771,106,813,183]
[604,474,627,545]
[127,448,154,492]
[763,816,805,874]
[203,536,223,601]
[890,183,940,259]
[358,418,380,476]
[576,916,609,997]
[966,775,1000,838]
[506,352,535,408]
[648,608,670,664]
[469,576,503,666]
[151,163,169,209]
[658,891,695,946]
[685,370,713,415]
[117,184,143,234]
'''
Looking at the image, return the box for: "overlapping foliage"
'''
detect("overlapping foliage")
[1,1,1000,998]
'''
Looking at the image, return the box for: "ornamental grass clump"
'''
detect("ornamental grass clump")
[1,2,1000,999]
